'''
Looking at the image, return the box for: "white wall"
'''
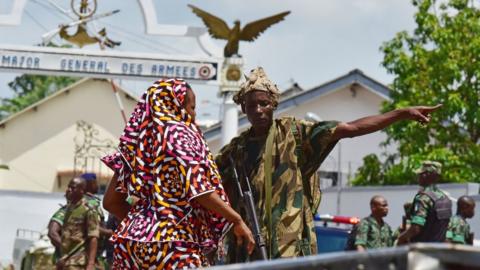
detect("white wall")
[0,79,137,192]
[319,183,480,232]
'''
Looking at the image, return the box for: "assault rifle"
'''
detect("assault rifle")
[229,155,268,260]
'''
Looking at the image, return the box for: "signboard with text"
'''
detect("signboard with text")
[0,45,220,83]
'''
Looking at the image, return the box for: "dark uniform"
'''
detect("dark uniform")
[411,175,452,242]
[410,186,452,242]
[354,215,393,249]
[446,215,472,245]
[409,161,452,243]
[60,197,99,269]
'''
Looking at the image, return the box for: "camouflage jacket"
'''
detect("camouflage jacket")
[50,205,67,226]
[61,197,100,267]
[410,184,451,242]
[216,117,338,262]
[410,185,447,227]
[84,193,109,255]
[446,215,471,245]
[354,216,393,249]
[85,193,105,221]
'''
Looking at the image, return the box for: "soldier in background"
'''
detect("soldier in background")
[397,161,452,244]
[81,173,112,269]
[446,195,475,245]
[215,66,441,262]
[81,173,105,223]
[57,177,99,270]
[355,195,393,251]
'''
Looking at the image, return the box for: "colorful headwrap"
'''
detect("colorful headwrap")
[233,66,280,107]
[102,79,230,246]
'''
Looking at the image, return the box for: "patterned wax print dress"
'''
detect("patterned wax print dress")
[102,79,231,269]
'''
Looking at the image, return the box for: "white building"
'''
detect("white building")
[0,78,138,192]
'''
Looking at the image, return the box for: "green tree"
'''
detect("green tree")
[353,0,480,186]
[0,43,80,119]
[0,75,79,119]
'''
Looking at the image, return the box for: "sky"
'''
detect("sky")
[0,0,417,121]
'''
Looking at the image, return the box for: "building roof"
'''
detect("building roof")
[0,78,138,127]
[280,82,304,99]
[204,69,391,140]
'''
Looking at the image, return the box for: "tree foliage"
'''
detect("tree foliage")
[353,0,480,185]
[0,75,79,119]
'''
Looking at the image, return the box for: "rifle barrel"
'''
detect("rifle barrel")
[245,191,268,260]
[228,155,268,260]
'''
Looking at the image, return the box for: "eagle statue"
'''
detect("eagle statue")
[188,4,290,57]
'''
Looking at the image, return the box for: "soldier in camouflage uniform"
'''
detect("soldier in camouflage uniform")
[216,67,441,262]
[81,173,104,218]
[355,195,393,250]
[446,195,475,245]
[80,173,112,269]
[398,161,452,244]
[57,177,100,270]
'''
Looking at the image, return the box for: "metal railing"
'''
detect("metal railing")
[15,229,41,240]
[209,244,480,270]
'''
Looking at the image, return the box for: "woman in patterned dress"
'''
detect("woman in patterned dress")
[102,79,254,269]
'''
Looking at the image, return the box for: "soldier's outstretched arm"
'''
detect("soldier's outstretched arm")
[332,105,442,141]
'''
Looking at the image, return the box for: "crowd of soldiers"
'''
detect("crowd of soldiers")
[47,174,117,270]
[352,161,476,251]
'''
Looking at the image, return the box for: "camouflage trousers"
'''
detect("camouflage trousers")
[63,260,106,270]
[62,264,105,270]
[63,266,84,270]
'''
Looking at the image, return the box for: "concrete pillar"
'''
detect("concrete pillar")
[219,56,244,146]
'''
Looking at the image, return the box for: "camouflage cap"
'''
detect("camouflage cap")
[414,161,442,174]
[233,67,280,107]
